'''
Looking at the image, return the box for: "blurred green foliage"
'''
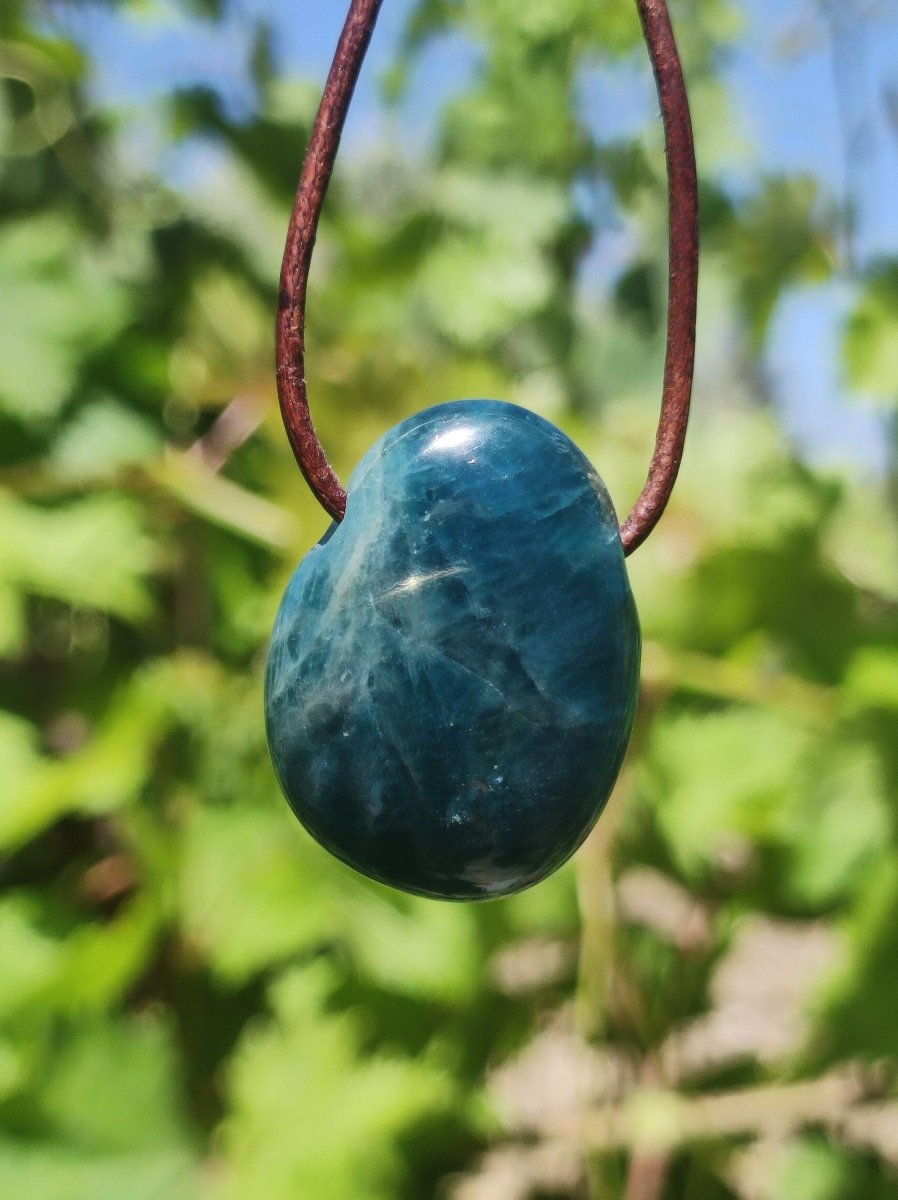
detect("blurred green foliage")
[2,1,898,1198]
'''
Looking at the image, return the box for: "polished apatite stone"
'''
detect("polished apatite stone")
[265,400,640,900]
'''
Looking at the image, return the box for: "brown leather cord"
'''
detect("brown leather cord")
[276,0,698,554]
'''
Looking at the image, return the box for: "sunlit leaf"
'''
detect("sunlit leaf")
[178,802,348,983]
[843,262,898,408]
[52,399,161,481]
[216,963,463,1200]
[0,493,155,621]
[786,739,890,908]
[0,218,134,424]
[644,707,810,879]
[820,860,898,1060]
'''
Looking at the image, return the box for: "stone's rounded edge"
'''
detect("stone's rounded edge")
[525,574,642,892]
[307,840,516,904]
[343,397,623,545]
[265,396,641,902]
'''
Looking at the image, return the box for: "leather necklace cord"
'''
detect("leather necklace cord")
[275,0,699,556]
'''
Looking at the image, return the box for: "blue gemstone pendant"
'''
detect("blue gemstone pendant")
[265,400,640,900]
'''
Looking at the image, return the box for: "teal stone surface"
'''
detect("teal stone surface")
[265,400,640,900]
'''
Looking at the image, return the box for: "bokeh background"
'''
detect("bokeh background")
[3,1,898,1197]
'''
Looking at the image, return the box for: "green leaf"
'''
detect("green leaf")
[770,1137,856,1200]
[0,492,155,622]
[216,963,463,1200]
[0,891,160,1018]
[37,1015,190,1151]
[821,859,898,1060]
[178,802,348,983]
[844,647,898,714]
[0,655,222,849]
[0,711,41,797]
[822,477,898,602]
[786,739,890,908]
[0,1015,195,1200]
[428,172,569,246]
[52,399,161,481]
[0,1143,195,1200]
[58,898,162,1013]
[726,177,835,345]
[0,217,134,424]
[344,891,483,1004]
[168,269,272,402]
[843,262,898,407]
[0,582,25,656]
[0,892,63,1019]
[418,232,554,344]
[644,708,810,879]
